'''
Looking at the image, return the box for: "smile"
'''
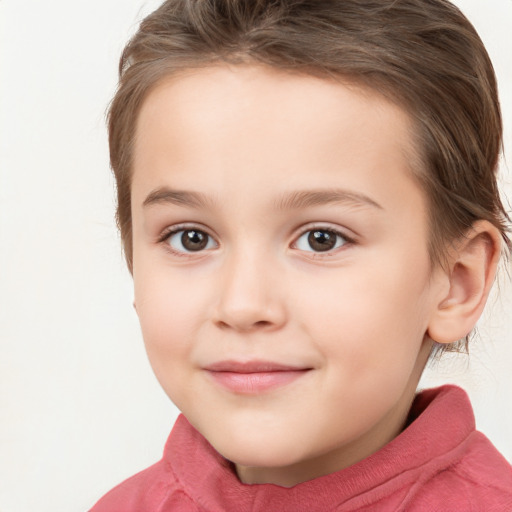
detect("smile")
[203,360,312,394]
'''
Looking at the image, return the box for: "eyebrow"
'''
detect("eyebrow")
[274,189,383,211]
[143,187,216,209]
[142,186,383,211]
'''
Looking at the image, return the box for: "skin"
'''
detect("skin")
[129,64,498,487]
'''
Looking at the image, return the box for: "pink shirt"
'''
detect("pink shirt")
[90,385,512,511]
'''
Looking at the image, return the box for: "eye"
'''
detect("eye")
[294,228,349,253]
[166,229,217,253]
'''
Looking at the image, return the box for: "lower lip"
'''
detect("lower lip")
[206,370,310,394]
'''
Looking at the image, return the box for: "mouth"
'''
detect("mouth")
[203,360,313,394]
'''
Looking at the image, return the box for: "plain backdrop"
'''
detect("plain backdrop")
[0,1,511,511]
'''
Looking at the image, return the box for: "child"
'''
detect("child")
[91,0,512,509]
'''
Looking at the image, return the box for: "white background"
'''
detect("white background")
[0,1,511,511]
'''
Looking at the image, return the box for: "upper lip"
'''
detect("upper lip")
[203,360,311,373]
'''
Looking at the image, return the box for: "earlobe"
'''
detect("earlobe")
[427,221,501,344]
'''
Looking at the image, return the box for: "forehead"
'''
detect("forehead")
[136,64,415,148]
[132,64,424,214]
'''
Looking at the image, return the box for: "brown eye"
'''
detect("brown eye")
[182,230,208,251]
[308,230,337,251]
[295,228,347,253]
[167,229,216,253]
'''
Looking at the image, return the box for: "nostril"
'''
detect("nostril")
[215,320,231,330]
[254,320,272,329]
[214,318,274,332]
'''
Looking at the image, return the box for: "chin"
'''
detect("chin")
[205,425,310,469]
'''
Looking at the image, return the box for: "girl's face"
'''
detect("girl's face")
[131,64,447,486]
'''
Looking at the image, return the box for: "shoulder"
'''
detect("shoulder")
[394,386,512,511]
[410,431,512,511]
[88,459,198,512]
[449,431,512,502]
[88,415,220,512]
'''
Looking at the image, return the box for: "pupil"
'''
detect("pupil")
[308,230,336,252]
[182,230,208,251]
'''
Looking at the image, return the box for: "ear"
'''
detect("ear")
[427,221,502,344]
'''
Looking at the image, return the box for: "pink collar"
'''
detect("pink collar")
[163,385,475,510]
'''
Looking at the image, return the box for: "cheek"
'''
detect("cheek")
[293,256,432,371]
[133,266,207,378]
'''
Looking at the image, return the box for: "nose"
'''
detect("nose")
[212,248,287,332]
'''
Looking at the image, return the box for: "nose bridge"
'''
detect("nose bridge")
[214,240,286,331]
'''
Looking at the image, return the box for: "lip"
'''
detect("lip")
[203,360,312,394]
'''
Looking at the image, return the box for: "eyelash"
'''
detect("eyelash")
[157,224,217,258]
[292,225,355,256]
[157,224,355,258]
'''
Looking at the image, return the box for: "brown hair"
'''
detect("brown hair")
[108,0,510,352]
